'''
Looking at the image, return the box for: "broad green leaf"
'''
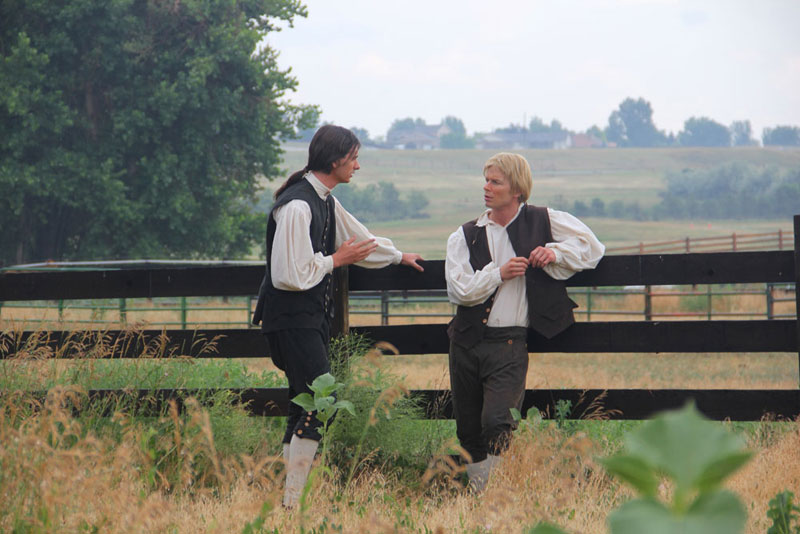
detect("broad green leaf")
[526,522,569,534]
[622,403,748,494]
[695,451,753,493]
[334,400,356,416]
[310,373,336,395]
[684,490,747,534]
[510,408,522,422]
[291,393,315,412]
[526,407,543,423]
[609,498,675,534]
[315,396,335,412]
[599,454,659,497]
[610,492,746,534]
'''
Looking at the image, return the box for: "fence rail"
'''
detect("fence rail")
[1,216,799,422]
[606,229,794,255]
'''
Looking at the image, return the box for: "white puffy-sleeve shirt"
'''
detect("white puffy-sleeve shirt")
[445,205,605,327]
[270,173,403,291]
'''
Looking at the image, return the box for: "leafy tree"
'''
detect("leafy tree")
[607,97,666,147]
[763,126,800,146]
[327,182,429,222]
[655,164,800,219]
[0,0,316,265]
[678,117,731,147]
[529,116,549,133]
[349,126,372,145]
[730,120,756,146]
[439,115,474,149]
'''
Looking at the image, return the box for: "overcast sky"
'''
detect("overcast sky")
[266,0,800,140]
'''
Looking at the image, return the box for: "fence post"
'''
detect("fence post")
[732,232,737,252]
[707,285,712,320]
[180,297,187,330]
[58,299,64,322]
[766,283,774,320]
[644,285,652,321]
[331,266,349,337]
[119,298,127,325]
[779,229,784,250]
[794,215,800,387]
[685,237,690,253]
[586,288,592,322]
[380,290,390,326]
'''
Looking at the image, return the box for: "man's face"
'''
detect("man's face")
[331,148,360,184]
[483,166,518,210]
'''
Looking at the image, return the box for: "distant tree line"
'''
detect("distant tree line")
[337,97,800,149]
[257,182,429,223]
[558,164,800,221]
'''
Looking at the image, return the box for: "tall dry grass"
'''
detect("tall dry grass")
[2,383,797,533]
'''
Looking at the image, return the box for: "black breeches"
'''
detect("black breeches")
[265,322,332,443]
[448,326,529,463]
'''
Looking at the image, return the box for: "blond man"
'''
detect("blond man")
[445,153,604,492]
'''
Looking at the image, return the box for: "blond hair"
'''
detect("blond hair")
[483,152,532,203]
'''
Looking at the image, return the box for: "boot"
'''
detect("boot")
[466,454,502,493]
[283,436,319,508]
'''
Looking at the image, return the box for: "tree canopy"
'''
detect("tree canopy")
[678,117,730,147]
[0,0,316,265]
[763,126,800,147]
[605,97,667,147]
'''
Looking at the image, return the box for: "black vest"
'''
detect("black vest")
[252,178,336,332]
[447,205,577,349]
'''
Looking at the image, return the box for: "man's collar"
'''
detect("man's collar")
[476,203,525,228]
[305,171,331,199]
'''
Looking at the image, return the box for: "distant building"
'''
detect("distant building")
[387,123,452,150]
[474,130,572,150]
[571,133,604,148]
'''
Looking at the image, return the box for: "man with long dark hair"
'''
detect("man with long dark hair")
[253,125,424,507]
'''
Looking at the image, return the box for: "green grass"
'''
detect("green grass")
[270,146,800,259]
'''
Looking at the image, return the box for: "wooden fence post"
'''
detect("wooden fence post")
[794,215,800,387]
[331,266,349,338]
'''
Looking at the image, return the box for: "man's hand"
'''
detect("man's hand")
[529,246,556,268]
[401,252,425,272]
[332,237,378,268]
[500,257,529,281]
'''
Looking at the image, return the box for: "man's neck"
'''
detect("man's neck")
[311,170,338,191]
[488,201,522,227]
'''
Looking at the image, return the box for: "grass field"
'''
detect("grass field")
[1,332,798,534]
[2,146,799,533]
[271,145,800,258]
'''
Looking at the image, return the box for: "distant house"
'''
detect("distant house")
[570,133,604,148]
[474,130,572,150]
[387,123,452,150]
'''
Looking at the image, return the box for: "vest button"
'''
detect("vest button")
[482,318,488,324]
[507,339,513,345]
[485,308,491,313]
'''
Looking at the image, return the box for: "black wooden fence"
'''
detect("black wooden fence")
[2,215,799,422]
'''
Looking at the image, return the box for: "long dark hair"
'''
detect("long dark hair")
[274,125,361,199]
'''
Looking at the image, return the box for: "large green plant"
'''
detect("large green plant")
[601,403,751,534]
[527,403,752,534]
[0,0,316,264]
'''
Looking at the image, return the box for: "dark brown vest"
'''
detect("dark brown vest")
[447,205,577,349]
